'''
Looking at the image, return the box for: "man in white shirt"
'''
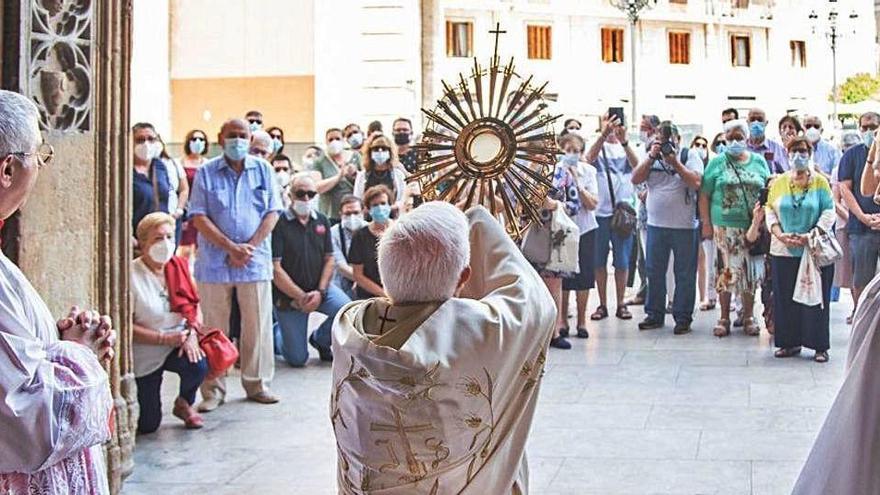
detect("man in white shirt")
[631,122,704,335]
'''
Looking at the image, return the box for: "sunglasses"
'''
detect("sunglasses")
[371,146,390,153]
[693,142,708,148]
[270,133,283,139]
[134,136,158,144]
[804,124,821,130]
[190,137,206,142]
[247,118,263,125]
[294,190,318,199]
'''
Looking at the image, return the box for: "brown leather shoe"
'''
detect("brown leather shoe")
[172,398,204,429]
[247,390,280,404]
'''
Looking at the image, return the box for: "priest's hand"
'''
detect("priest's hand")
[58,307,116,362]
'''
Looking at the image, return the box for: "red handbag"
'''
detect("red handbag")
[198,327,239,380]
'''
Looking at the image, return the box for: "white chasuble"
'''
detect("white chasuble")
[792,272,880,494]
[0,252,111,495]
[330,207,557,494]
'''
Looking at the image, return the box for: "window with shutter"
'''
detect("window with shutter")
[527,25,552,60]
[790,40,807,68]
[445,21,473,58]
[668,31,691,64]
[601,27,625,63]
[731,34,751,67]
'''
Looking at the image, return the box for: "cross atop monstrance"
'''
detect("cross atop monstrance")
[490,22,507,58]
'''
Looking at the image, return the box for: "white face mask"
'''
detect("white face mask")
[341,213,365,231]
[148,238,175,264]
[275,170,291,189]
[327,139,344,156]
[292,200,312,217]
[805,127,822,144]
[693,147,708,160]
[135,142,157,162]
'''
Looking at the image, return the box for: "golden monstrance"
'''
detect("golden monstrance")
[408,23,562,239]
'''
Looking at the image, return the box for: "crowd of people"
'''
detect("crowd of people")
[126,104,875,433]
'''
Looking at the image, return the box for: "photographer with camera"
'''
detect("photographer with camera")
[631,122,704,335]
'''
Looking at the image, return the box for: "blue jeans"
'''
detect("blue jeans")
[645,226,699,324]
[275,285,350,367]
[136,351,208,434]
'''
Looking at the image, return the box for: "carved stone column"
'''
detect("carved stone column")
[15,0,135,493]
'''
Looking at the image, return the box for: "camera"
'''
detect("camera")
[657,122,678,157]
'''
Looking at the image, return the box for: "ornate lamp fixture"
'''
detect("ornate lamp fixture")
[408,24,561,239]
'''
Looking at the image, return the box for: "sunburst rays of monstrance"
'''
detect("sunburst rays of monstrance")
[408,23,562,239]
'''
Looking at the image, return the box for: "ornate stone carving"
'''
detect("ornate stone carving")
[26,0,93,131]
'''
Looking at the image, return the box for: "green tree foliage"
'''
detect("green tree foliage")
[834,73,880,104]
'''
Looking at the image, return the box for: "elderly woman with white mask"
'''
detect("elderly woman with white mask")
[132,212,209,432]
[0,90,116,494]
[699,119,771,338]
[331,202,556,494]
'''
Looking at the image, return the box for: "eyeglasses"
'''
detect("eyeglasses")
[134,136,158,144]
[371,146,390,153]
[9,142,54,168]
[190,136,206,142]
[693,142,708,148]
[270,133,283,140]
[294,190,317,199]
[247,118,263,125]
[804,124,821,130]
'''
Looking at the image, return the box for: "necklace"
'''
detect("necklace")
[789,173,811,209]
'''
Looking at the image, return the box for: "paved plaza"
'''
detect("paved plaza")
[123,295,853,495]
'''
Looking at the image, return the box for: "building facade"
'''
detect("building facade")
[131,0,876,148]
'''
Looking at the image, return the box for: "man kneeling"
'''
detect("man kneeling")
[330,203,556,494]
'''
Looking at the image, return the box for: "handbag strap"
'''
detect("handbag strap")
[601,147,618,207]
[150,160,161,212]
[726,156,758,221]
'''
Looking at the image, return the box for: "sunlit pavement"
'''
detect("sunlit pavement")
[123,293,853,495]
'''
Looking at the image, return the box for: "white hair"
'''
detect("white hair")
[723,119,749,140]
[0,90,40,159]
[290,171,314,188]
[378,201,470,304]
[252,130,272,148]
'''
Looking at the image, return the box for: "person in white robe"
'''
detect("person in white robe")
[0,90,116,495]
[330,202,556,494]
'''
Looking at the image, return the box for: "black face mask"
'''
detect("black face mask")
[394,132,411,146]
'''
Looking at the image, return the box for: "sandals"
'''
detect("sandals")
[616,306,633,320]
[591,305,608,321]
[743,317,761,337]
[814,351,829,363]
[699,300,717,311]
[713,318,731,338]
[774,347,802,358]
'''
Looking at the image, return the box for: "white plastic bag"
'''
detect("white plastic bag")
[793,252,823,308]
[545,202,580,274]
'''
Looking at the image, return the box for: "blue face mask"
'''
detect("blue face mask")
[248,121,261,133]
[790,152,810,170]
[726,140,747,157]
[749,121,766,139]
[715,144,727,156]
[272,138,283,153]
[189,139,205,155]
[563,153,579,166]
[864,131,875,149]
[370,204,392,224]
[224,137,250,161]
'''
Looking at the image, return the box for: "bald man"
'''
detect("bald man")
[189,119,284,409]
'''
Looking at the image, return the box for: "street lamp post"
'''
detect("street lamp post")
[610,0,657,129]
[809,2,859,127]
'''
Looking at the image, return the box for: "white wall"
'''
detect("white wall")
[130,0,172,137]
[169,0,315,79]
[313,1,422,142]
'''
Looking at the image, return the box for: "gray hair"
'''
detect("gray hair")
[378,201,470,304]
[842,131,862,149]
[0,90,40,158]
[252,130,272,148]
[290,171,314,189]
[723,119,750,139]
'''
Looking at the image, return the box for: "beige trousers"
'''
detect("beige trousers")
[198,281,274,398]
